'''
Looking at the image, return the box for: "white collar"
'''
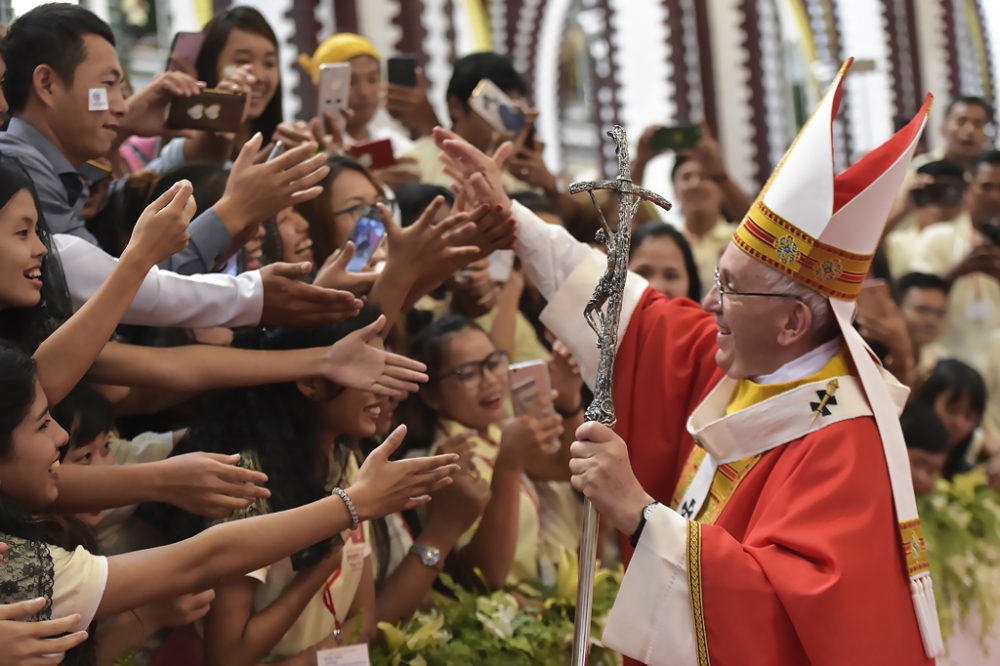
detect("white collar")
[751,337,842,385]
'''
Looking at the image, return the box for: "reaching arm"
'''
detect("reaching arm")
[48,452,268,516]
[36,182,196,404]
[86,315,427,397]
[203,549,342,666]
[95,427,459,619]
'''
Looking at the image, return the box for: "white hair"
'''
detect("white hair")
[757,265,837,342]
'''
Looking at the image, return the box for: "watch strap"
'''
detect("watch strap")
[629,501,659,548]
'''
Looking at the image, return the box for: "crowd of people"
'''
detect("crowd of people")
[0,3,997,665]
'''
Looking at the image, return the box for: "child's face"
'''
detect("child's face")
[63,431,113,527]
[933,392,981,448]
[64,431,114,467]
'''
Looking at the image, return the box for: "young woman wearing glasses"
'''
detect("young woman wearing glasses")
[406,315,569,589]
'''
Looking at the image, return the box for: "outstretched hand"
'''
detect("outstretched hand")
[320,314,429,397]
[122,180,197,268]
[313,242,381,295]
[156,452,271,520]
[259,261,363,327]
[351,425,461,519]
[0,598,89,665]
[434,127,513,211]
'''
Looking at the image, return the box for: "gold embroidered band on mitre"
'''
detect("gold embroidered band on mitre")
[732,200,873,300]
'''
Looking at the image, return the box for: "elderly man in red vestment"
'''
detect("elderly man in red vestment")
[435,59,943,666]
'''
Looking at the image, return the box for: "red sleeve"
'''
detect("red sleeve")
[697,418,932,666]
[612,290,722,509]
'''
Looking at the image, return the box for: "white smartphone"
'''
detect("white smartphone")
[318,63,351,126]
[468,79,527,135]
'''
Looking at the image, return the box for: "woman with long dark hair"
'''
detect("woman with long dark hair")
[154,6,284,170]
[0,343,459,665]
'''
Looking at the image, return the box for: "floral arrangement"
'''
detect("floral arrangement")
[918,467,1000,649]
[371,548,623,665]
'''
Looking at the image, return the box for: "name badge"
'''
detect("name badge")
[317,644,370,666]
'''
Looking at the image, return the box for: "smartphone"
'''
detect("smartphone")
[651,124,702,152]
[318,63,351,123]
[79,159,112,185]
[509,360,553,416]
[387,55,418,87]
[509,360,560,453]
[267,141,286,162]
[468,79,526,135]
[488,250,514,282]
[166,89,245,132]
[348,138,396,170]
[166,31,205,73]
[346,214,386,273]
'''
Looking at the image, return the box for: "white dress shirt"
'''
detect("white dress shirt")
[54,233,263,328]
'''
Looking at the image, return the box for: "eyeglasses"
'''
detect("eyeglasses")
[332,199,398,223]
[713,268,807,309]
[436,351,510,386]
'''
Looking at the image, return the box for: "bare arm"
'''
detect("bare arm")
[374,523,461,624]
[203,550,342,666]
[35,183,195,403]
[48,452,268,515]
[87,314,426,396]
[487,272,525,357]
[87,341,322,393]
[453,459,523,589]
[95,428,459,618]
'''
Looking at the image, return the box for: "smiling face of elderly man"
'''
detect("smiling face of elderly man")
[700,243,838,379]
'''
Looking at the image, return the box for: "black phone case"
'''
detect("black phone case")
[166,90,245,132]
[387,56,417,87]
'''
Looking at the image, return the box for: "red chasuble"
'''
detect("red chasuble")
[611,288,932,666]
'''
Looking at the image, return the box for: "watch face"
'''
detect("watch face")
[414,545,441,566]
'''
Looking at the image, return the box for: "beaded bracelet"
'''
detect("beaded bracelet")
[332,487,360,531]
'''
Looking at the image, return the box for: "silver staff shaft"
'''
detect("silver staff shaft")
[571,499,600,665]
[568,125,671,665]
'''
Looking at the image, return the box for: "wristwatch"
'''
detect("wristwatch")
[629,501,659,548]
[410,543,442,569]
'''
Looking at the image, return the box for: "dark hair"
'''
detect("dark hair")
[670,153,694,184]
[295,155,384,264]
[915,159,967,181]
[0,154,72,352]
[51,383,114,457]
[900,401,950,454]
[90,171,160,257]
[152,164,230,218]
[944,96,994,124]
[173,309,382,569]
[972,149,1000,173]
[897,272,949,299]
[0,343,38,459]
[195,6,283,142]
[395,183,455,227]
[1,3,116,114]
[914,358,986,476]
[446,52,528,109]
[398,315,488,451]
[629,223,703,301]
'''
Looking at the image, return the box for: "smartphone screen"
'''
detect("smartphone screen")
[651,125,702,152]
[167,32,205,73]
[387,56,418,87]
[347,214,386,272]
